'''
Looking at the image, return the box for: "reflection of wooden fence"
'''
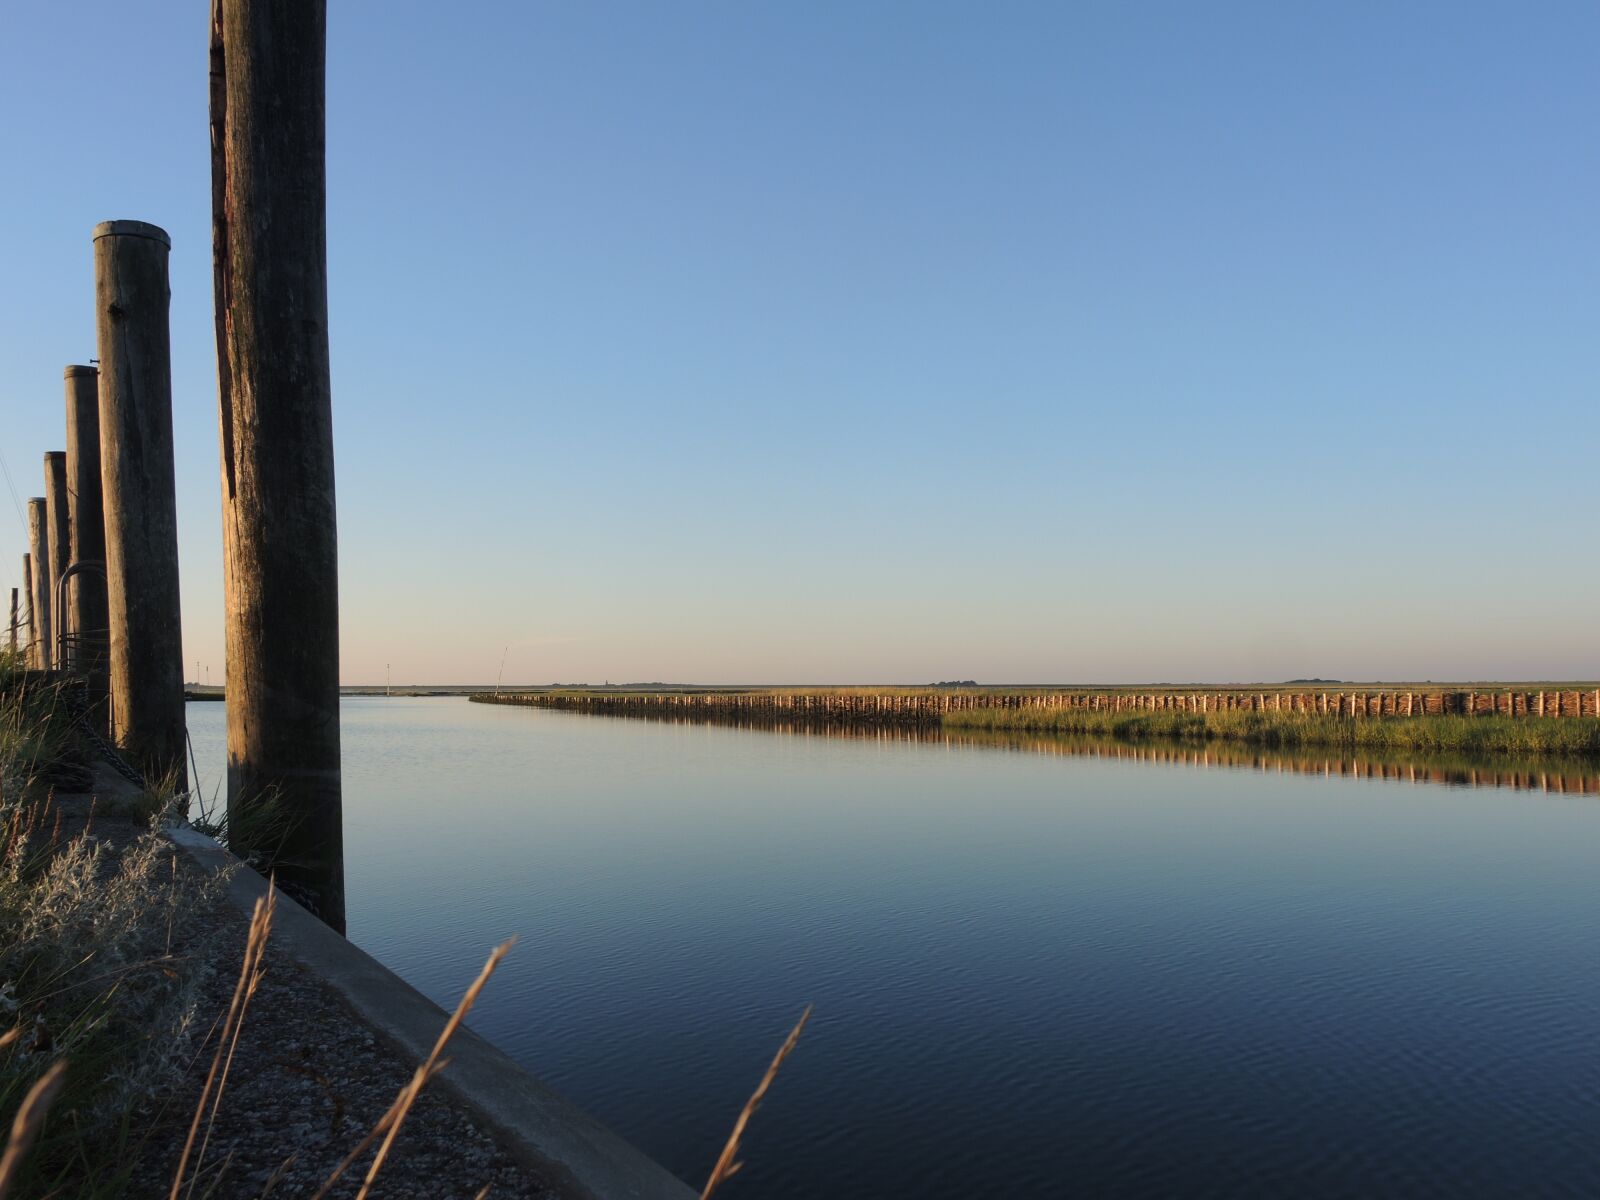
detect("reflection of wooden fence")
[473,687,1600,725]
[465,702,1600,796]
[948,735,1600,795]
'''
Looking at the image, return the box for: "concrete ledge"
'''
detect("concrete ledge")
[165,824,696,1200]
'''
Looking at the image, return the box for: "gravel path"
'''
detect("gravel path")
[57,780,554,1199]
[128,896,551,1198]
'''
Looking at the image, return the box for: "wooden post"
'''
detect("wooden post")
[7,587,16,651]
[65,366,111,729]
[27,499,51,670]
[212,0,344,932]
[94,219,186,788]
[43,452,70,666]
[21,556,33,659]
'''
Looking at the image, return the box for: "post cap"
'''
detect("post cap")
[63,365,98,378]
[44,451,65,463]
[92,220,171,247]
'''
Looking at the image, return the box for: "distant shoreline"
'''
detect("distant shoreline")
[186,679,1600,702]
[470,685,1600,760]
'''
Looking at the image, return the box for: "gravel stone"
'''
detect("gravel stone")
[43,790,557,1199]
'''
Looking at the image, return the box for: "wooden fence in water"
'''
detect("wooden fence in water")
[471,687,1600,725]
[472,701,1600,795]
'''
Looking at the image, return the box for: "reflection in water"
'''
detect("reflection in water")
[541,708,1600,796]
[186,699,1600,1199]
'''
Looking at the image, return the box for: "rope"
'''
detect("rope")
[61,683,148,790]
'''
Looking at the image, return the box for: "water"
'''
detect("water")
[186,698,1600,1198]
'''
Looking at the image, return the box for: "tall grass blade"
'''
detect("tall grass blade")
[168,886,276,1200]
[701,1005,812,1200]
[310,938,514,1200]
[0,1059,68,1200]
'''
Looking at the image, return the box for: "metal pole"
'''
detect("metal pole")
[94,219,187,788]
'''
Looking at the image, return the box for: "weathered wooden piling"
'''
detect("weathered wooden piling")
[43,452,70,663]
[65,365,111,727]
[27,499,51,670]
[20,557,33,659]
[94,220,186,787]
[211,0,343,931]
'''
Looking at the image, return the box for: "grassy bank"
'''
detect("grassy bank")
[941,706,1600,757]
[1,651,214,1197]
[1,655,538,1196]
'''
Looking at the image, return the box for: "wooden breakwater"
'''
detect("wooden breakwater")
[471,686,1600,725]
[468,700,1600,795]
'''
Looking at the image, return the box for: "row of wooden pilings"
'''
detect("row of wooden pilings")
[468,697,1600,795]
[6,6,345,932]
[8,224,184,781]
[472,688,1600,724]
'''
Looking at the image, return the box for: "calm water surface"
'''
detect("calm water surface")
[187,698,1600,1198]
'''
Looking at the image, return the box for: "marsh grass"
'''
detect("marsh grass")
[0,675,223,1199]
[0,677,550,1200]
[941,706,1600,756]
[186,784,298,870]
[0,662,90,800]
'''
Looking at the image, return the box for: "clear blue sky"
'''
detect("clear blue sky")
[2,2,1596,684]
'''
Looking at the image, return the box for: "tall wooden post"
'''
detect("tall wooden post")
[212,0,344,930]
[27,499,51,670]
[21,557,33,661]
[43,452,70,667]
[94,220,186,789]
[65,366,112,728]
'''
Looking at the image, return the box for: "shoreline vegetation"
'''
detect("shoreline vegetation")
[1,656,524,1195]
[939,707,1600,757]
[470,686,1600,760]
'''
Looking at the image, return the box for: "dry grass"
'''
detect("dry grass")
[319,937,515,1200]
[0,1062,67,1200]
[168,887,276,1199]
[0,671,224,1198]
[701,1005,811,1200]
[0,811,221,1197]
[0,844,523,1199]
